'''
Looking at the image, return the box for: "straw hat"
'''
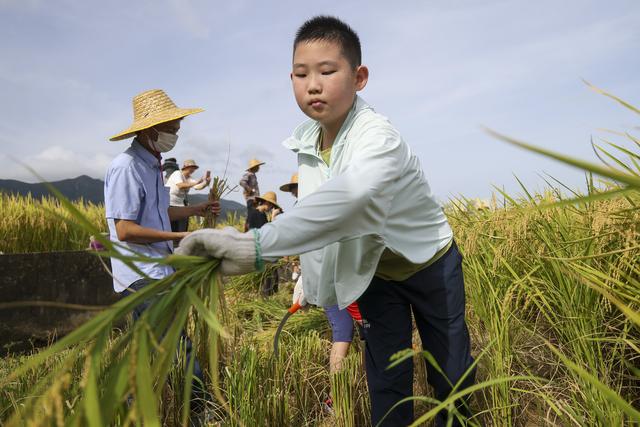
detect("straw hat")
[246,158,265,171]
[279,173,299,192]
[254,191,281,210]
[181,159,199,170]
[109,89,204,141]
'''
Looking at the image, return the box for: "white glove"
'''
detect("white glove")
[176,227,258,276]
[292,275,307,306]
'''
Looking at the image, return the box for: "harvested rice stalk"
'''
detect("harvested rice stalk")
[205,176,238,229]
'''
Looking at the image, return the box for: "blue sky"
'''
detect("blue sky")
[1,0,639,208]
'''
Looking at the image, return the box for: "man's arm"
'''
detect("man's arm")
[115,219,186,243]
[192,177,210,190]
[175,178,205,190]
[169,200,221,221]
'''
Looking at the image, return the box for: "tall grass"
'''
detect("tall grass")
[449,191,639,425]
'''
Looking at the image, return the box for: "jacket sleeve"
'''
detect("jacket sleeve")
[258,126,406,259]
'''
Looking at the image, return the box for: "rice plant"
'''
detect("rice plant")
[0,194,106,254]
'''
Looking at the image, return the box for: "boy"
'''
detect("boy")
[179,17,474,426]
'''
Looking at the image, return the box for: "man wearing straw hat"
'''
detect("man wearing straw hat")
[279,173,299,199]
[239,158,265,203]
[104,89,219,418]
[105,89,219,293]
[240,158,266,230]
[161,157,180,182]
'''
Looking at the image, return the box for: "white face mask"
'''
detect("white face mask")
[150,128,178,152]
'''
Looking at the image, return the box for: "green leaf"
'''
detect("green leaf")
[135,328,161,427]
[484,128,640,189]
[546,341,640,421]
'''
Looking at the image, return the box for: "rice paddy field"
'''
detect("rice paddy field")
[0,92,638,426]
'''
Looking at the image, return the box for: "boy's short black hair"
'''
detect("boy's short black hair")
[294,16,361,69]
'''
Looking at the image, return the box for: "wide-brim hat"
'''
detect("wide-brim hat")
[254,191,281,210]
[181,159,199,170]
[246,158,265,171]
[279,173,299,192]
[109,89,204,141]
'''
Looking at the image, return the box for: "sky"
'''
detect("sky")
[1,0,639,208]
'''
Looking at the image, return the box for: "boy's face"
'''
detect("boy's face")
[292,40,368,130]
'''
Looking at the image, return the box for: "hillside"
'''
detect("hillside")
[0,175,246,217]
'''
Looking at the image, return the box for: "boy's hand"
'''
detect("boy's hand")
[175,227,258,276]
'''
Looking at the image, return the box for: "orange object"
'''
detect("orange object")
[346,302,362,321]
[288,301,302,314]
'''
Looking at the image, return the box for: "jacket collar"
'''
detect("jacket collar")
[282,96,370,155]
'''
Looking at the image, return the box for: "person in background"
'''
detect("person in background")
[161,157,180,182]
[279,173,299,199]
[239,158,265,203]
[239,158,265,230]
[165,159,211,232]
[255,191,283,221]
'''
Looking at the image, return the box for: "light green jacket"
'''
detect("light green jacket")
[258,96,453,309]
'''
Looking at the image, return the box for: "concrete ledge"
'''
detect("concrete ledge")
[0,250,118,354]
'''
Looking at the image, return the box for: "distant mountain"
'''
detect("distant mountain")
[0,176,246,217]
[0,175,104,204]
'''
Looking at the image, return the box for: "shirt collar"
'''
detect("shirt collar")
[283,96,370,155]
[131,138,161,169]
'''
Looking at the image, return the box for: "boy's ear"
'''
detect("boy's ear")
[290,72,294,81]
[355,65,369,91]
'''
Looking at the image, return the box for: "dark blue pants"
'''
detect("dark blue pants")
[122,279,206,410]
[358,241,475,427]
